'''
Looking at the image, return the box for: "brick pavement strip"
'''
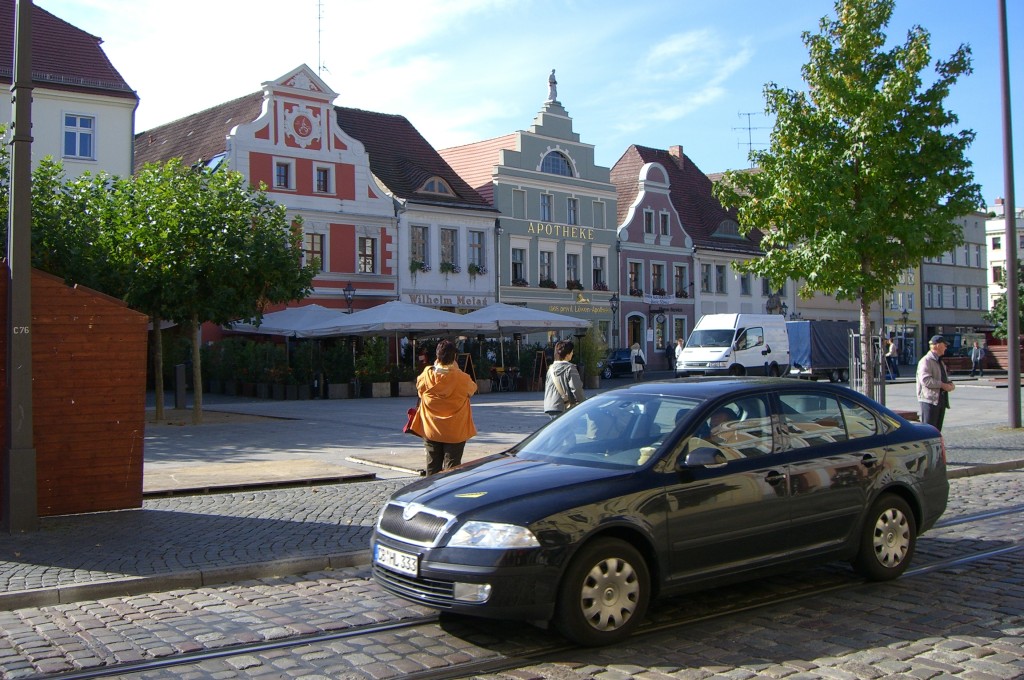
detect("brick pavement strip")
[0,480,1017,679]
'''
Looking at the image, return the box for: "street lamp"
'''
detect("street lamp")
[343,281,356,314]
[609,293,619,347]
[900,308,909,365]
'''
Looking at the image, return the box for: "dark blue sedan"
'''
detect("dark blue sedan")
[372,377,949,646]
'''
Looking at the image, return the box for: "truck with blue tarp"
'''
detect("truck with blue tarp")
[787,320,857,382]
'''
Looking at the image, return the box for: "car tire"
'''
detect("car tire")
[829,369,841,383]
[851,494,917,581]
[729,365,745,376]
[602,366,612,380]
[554,538,650,647]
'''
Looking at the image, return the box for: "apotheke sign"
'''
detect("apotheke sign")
[526,222,595,241]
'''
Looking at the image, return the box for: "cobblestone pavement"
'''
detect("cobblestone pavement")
[0,470,1018,679]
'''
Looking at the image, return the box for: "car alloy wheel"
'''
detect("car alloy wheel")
[555,538,649,646]
[852,494,917,581]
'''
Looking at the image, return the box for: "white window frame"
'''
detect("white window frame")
[314,164,333,194]
[63,113,95,159]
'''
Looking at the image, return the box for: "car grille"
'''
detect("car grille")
[373,564,455,608]
[684,362,709,368]
[377,502,454,547]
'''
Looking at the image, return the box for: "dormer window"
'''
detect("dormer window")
[418,176,454,196]
[541,151,573,176]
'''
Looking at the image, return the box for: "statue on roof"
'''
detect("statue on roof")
[547,69,557,102]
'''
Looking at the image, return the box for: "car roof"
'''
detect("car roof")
[607,376,872,403]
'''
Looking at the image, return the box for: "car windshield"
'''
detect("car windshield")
[685,329,736,348]
[511,392,703,468]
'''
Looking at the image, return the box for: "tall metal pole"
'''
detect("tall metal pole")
[998,0,1020,428]
[4,0,38,532]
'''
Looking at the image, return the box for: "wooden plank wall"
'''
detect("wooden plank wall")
[0,267,149,517]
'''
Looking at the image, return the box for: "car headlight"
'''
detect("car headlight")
[447,521,540,549]
[708,361,727,368]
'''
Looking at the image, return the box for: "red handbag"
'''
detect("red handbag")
[403,403,421,436]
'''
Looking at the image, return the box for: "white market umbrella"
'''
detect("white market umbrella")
[224,304,350,338]
[462,302,590,367]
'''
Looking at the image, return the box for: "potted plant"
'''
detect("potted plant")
[512,277,529,287]
[323,340,355,398]
[578,324,606,389]
[539,278,558,289]
[593,281,609,292]
[290,341,315,399]
[468,263,487,280]
[355,337,391,397]
[440,261,460,281]
[409,259,430,278]
[566,279,584,291]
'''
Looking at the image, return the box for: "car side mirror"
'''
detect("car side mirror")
[683,446,728,468]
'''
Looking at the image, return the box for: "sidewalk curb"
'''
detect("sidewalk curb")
[948,459,1024,479]
[0,550,369,611]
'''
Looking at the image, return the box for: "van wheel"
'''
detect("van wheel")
[767,363,780,377]
[729,365,745,376]
[554,538,650,647]
[852,494,917,581]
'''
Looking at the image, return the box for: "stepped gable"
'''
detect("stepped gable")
[336,107,494,212]
[0,0,135,98]
[438,134,518,205]
[613,144,763,254]
[133,92,263,171]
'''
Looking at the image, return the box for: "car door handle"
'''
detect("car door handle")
[764,470,786,485]
[861,454,879,467]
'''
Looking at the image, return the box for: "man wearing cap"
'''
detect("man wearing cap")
[916,335,956,430]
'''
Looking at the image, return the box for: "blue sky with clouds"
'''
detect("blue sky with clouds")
[41,0,1021,208]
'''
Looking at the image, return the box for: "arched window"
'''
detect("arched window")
[418,176,454,196]
[541,151,573,177]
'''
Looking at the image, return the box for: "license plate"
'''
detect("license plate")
[375,543,419,577]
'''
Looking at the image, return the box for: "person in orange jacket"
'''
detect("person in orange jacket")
[409,339,478,475]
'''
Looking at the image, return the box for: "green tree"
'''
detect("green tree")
[126,160,317,422]
[984,262,1024,340]
[713,0,982,394]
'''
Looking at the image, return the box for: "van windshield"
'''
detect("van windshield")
[685,329,736,348]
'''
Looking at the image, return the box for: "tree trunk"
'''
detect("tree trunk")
[191,314,203,424]
[153,317,164,421]
[860,299,873,398]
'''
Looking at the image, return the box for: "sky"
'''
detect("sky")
[39,0,1022,209]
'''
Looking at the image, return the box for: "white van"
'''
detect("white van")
[678,313,790,377]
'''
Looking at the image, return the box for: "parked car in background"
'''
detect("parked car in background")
[372,377,949,646]
[598,348,633,378]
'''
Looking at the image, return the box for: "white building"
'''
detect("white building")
[985,205,1024,312]
[0,0,137,177]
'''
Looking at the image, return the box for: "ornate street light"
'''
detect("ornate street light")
[609,293,620,347]
[343,281,356,314]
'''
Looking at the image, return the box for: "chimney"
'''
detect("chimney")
[668,145,684,169]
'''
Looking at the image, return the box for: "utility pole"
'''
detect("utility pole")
[998,0,1020,428]
[4,0,38,533]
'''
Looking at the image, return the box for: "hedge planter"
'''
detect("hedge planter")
[397,381,416,397]
[371,382,392,398]
[328,383,351,399]
[476,379,492,394]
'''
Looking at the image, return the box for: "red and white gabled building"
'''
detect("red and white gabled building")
[135,66,399,331]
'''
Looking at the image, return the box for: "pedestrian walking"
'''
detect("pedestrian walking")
[409,339,478,475]
[543,340,585,419]
[674,337,685,378]
[630,342,646,382]
[885,338,900,380]
[969,341,986,378]
[916,335,955,431]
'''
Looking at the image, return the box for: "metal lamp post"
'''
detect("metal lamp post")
[343,282,356,314]
[900,308,909,366]
[609,293,619,348]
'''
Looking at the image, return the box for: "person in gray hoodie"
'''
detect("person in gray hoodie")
[543,340,585,419]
